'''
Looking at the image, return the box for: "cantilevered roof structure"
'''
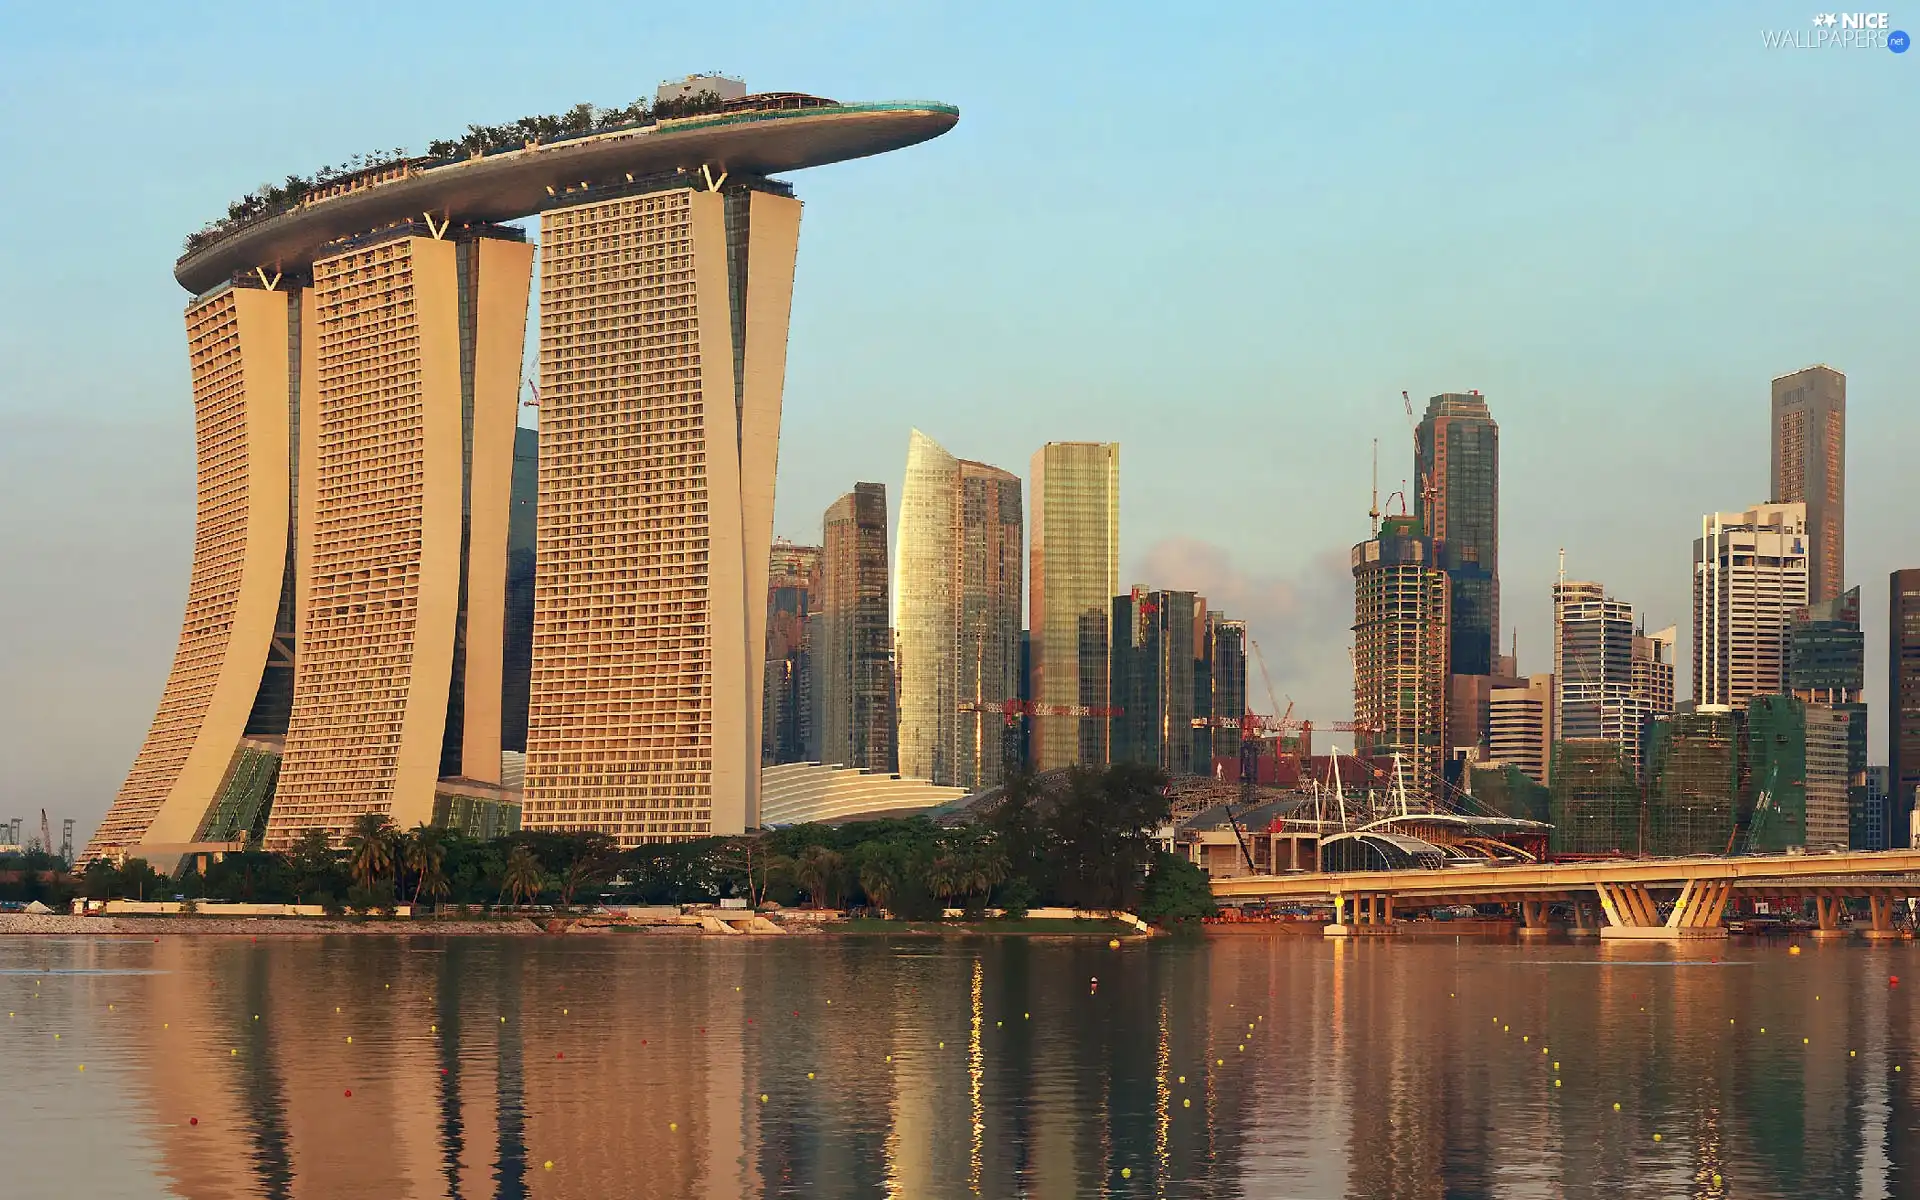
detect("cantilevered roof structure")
[174,95,958,294]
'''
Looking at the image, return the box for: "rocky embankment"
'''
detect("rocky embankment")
[0,913,544,936]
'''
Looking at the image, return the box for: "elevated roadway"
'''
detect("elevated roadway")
[1212,849,1920,940]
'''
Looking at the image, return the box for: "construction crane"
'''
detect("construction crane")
[1729,759,1783,856]
[521,378,540,409]
[957,699,1123,775]
[39,810,53,860]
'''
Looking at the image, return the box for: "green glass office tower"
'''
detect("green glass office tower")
[1415,393,1500,677]
[1110,588,1200,776]
[1787,586,1869,848]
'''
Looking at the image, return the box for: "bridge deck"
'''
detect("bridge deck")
[1212,850,1920,903]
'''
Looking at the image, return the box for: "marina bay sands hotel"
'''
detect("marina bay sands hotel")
[84,79,956,863]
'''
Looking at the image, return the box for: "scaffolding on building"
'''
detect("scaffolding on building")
[1547,739,1638,855]
[1644,710,1737,856]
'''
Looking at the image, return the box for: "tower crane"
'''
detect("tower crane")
[957,698,1123,775]
[39,810,53,860]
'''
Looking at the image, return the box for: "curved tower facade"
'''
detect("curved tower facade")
[84,87,956,861]
[895,431,1022,789]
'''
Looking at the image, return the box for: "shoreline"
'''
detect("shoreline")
[0,913,1146,939]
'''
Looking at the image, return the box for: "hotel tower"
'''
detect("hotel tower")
[85,79,956,861]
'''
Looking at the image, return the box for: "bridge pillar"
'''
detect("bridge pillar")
[1863,894,1904,940]
[1597,879,1728,942]
[1811,894,1850,940]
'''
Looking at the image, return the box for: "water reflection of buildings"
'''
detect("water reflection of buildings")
[80,936,1920,1198]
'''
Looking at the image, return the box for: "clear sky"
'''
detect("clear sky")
[0,1,1913,842]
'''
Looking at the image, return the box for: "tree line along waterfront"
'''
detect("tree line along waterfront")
[0,765,1217,926]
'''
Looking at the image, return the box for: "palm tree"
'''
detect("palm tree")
[404,824,447,903]
[415,861,451,908]
[346,813,397,894]
[927,856,961,911]
[500,844,544,908]
[858,855,900,915]
[793,845,846,910]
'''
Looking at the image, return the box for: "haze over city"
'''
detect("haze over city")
[1,0,1912,844]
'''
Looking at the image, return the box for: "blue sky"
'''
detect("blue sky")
[0,2,1913,838]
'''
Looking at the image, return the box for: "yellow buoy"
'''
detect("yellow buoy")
[1804,1037,1810,1044]
[543,1161,553,1171]
[759,1094,768,1103]
[885,1055,892,1062]
[346,1036,352,1044]
[1653,1133,1662,1142]
[1851,1050,1858,1057]
[1178,1075,1186,1084]
[807,1072,814,1080]
[1713,1174,1722,1187]
[1183,1098,1190,1108]
[1216,1058,1224,1066]
[230,1049,237,1056]
[1109,939,1120,949]
[77,1064,85,1072]
[938,1041,945,1049]
[1612,1102,1621,1111]
[1791,945,1802,955]
[669,1122,678,1131]
[1553,1079,1561,1088]
[1553,1062,1560,1070]
[1121,1167,1132,1179]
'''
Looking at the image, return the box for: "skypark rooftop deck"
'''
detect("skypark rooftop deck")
[174,97,958,294]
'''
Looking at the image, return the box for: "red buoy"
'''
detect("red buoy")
[189,1117,199,1126]
[344,1089,353,1098]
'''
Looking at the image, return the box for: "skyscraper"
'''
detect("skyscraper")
[1787,586,1868,847]
[1109,588,1201,776]
[1415,393,1500,677]
[894,431,1022,790]
[1891,570,1920,846]
[1197,614,1248,770]
[817,484,897,774]
[1029,442,1120,770]
[1771,365,1845,604]
[1553,580,1671,773]
[1487,674,1554,784]
[1351,515,1449,807]
[1693,503,1810,709]
[762,542,821,766]
[87,85,957,862]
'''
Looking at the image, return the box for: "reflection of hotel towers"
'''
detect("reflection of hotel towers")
[895,430,1023,789]
[88,178,803,858]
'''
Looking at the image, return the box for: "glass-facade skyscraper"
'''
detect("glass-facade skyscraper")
[895,431,1022,790]
[1891,570,1920,846]
[1028,442,1119,771]
[1415,393,1500,678]
[817,484,897,775]
[762,541,821,767]
[1772,365,1846,605]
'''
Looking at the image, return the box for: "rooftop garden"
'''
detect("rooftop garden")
[183,89,737,258]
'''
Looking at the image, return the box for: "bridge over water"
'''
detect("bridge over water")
[1210,849,1920,940]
